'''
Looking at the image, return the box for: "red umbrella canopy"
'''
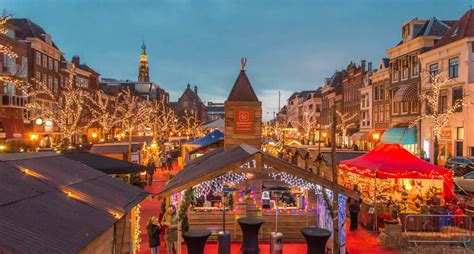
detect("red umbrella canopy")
[339,143,452,180]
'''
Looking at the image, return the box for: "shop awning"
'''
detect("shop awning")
[0,117,25,139]
[393,83,417,102]
[381,127,416,145]
[351,132,370,142]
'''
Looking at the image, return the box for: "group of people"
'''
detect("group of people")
[147,204,179,254]
[145,154,175,186]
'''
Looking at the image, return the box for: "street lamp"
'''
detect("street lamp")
[35,118,43,125]
[372,132,381,141]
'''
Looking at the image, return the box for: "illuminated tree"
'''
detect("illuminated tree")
[335,110,357,147]
[25,66,91,145]
[0,13,24,88]
[151,98,180,139]
[117,89,154,160]
[294,112,319,144]
[88,90,122,142]
[181,111,202,138]
[410,73,468,165]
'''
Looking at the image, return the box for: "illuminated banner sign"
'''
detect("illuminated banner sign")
[235,109,253,131]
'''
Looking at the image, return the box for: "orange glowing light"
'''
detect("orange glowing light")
[372,132,381,141]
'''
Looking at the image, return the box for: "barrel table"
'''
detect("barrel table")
[238,217,264,254]
[182,229,211,254]
[300,227,332,254]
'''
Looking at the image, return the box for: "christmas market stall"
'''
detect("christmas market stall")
[338,143,454,230]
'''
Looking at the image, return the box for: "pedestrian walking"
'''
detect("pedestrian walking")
[147,216,161,254]
[348,184,361,231]
[161,205,178,254]
[166,154,173,172]
[161,155,167,172]
[146,160,156,186]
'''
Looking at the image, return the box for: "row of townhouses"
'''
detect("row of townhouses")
[278,9,473,165]
[1,18,169,149]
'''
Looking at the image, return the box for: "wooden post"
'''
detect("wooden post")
[177,194,183,254]
[331,104,340,254]
[128,127,133,162]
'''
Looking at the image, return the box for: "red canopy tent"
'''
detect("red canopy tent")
[339,143,454,200]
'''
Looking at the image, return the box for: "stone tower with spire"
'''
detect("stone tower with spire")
[138,40,150,82]
[224,58,262,150]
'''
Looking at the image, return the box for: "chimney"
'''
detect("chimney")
[72,55,80,66]
[368,62,373,72]
[194,85,198,95]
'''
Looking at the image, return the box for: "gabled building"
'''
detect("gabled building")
[418,9,474,164]
[172,83,208,123]
[384,17,453,153]
[321,70,345,145]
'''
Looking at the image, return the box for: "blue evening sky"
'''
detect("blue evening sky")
[4,0,468,119]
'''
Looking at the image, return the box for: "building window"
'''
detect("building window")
[35,71,41,81]
[54,78,58,94]
[4,82,16,95]
[42,55,48,68]
[379,85,384,100]
[402,102,409,113]
[42,73,47,84]
[429,63,439,82]
[452,87,463,112]
[392,62,399,82]
[470,147,474,157]
[449,58,459,79]
[48,76,53,90]
[374,106,378,123]
[36,52,41,65]
[402,59,409,79]
[439,94,448,113]
[379,105,384,122]
[374,85,379,101]
[393,102,399,114]
[411,100,418,113]
[385,104,390,122]
[412,55,419,77]
[457,127,464,140]
[48,58,53,70]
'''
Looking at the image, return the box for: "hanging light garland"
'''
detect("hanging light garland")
[132,204,142,253]
[194,173,248,197]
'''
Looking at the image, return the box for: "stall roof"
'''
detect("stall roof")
[0,153,148,254]
[201,119,224,129]
[63,150,145,174]
[319,151,366,165]
[339,143,451,179]
[90,142,142,154]
[159,144,359,199]
[187,129,224,146]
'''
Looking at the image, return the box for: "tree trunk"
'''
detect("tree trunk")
[331,104,340,254]
[433,135,439,166]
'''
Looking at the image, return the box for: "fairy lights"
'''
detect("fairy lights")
[194,173,248,197]
[132,204,142,252]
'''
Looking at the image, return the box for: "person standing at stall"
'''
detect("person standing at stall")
[147,216,161,254]
[160,154,167,172]
[349,184,361,231]
[161,205,178,254]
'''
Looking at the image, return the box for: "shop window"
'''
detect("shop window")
[449,57,459,79]
[455,141,463,157]
[457,127,464,140]
[452,87,463,112]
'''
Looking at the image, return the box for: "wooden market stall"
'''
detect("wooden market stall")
[338,143,454,230]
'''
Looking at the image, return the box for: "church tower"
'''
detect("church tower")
[138,40,150,82]
[224,58,262,150]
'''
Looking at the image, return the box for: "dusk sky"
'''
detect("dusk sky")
[5,0,468,119]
